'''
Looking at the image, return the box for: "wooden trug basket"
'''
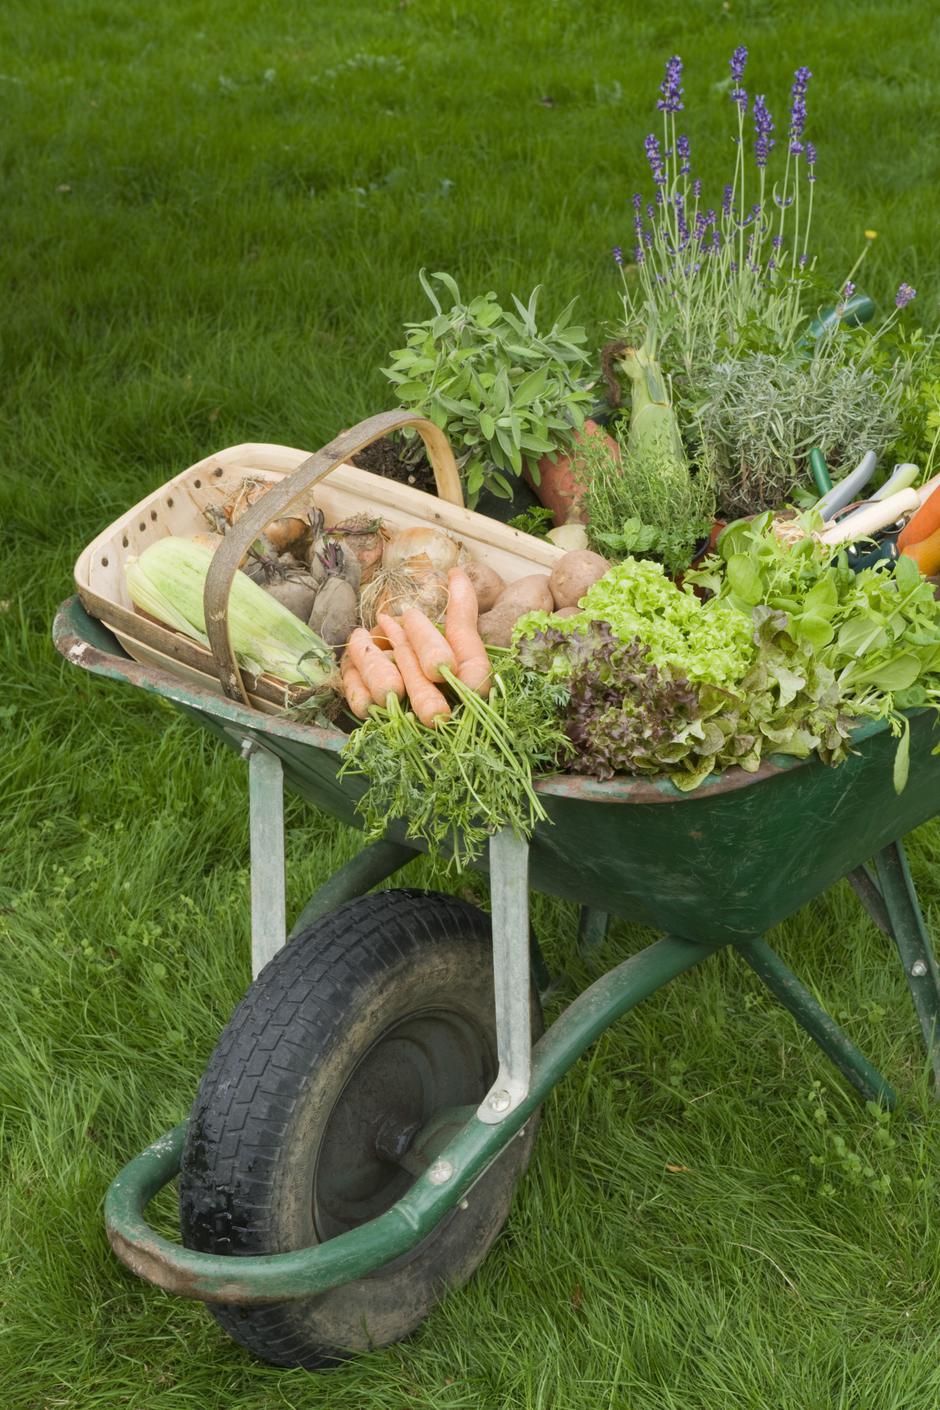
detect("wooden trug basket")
[74,411,563,715]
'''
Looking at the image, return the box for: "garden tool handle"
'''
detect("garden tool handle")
[203,411,464,705]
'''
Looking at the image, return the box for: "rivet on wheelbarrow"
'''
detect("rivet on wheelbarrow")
[487,1090,512,1113]
[911,960,928,978]
[427,1159,454,1185]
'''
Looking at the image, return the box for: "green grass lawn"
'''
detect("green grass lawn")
[3,1,940,1405]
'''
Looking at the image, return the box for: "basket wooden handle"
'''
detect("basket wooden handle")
[203,410,464,705]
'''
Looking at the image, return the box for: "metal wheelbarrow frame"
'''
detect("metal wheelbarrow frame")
[54,596,940,1310]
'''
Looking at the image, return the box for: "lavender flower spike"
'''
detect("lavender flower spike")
[730,43,748,112]
[657,54,684,113]
[612,245,625,266]
[677,133,691,175]
[805,141,817,181]
[895,283,916,309]
[843,280,856,299]
[753,94,775,168]
[788,65,812,155]
[644,133,666,185]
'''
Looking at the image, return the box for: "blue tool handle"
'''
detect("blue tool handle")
[815,450,878,521]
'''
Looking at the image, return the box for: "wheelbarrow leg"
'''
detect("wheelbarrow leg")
[578,906,611,957]
[478,827,532,1125]
[872,840,940,1091]
[244,741,286,978]
[846,866,892,937]
[735,936,898,1108]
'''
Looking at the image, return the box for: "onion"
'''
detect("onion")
[382,526,462,576]
[360,568,450,629]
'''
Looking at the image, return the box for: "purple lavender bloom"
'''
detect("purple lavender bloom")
[633,192,642,211]
[771,234,783,248]
[612,245,624,266]
[657,55,684,113]
[798,253,809,267]
[843,280,856,299]
[722,183,734,216]
[788,65,812,155]
[634,246,645,265]
[692,177,702,199]
[806,142,817,182]
[753,94,775,168]
[644,132,666,185]
[895,283,917,308]
[677,133,691,175]
[729,44,748,113]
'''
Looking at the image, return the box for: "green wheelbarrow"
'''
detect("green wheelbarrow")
[54,595,940,1370]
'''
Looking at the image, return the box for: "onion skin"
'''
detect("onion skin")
[382,526,462,576]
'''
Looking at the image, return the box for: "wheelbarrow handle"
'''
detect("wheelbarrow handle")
[203,411,464,705]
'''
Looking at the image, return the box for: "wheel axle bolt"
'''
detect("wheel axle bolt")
[427,1159,454,1185]
[911,960,928,977]
[488,1090,511,1113]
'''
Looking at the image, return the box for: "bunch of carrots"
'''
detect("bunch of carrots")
[336,565,572,868]
[339,567,491,724]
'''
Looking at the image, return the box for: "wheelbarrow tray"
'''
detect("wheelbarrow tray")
[55,596,940,945]
[55,595,940,1324]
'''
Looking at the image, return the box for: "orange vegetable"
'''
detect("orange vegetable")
[445,568,492,696]
[898,483,940,551]
[901,523,940,576]
[340,654,374,720]
[346,627,405,707]
[377,614,451,727]
[400,608,457,683]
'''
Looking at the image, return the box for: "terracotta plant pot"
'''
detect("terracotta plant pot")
[525,419,621,527]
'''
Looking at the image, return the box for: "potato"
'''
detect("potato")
[492,573,554,617]
[548,549,610,610]
[464,561,506,613]
[477,605,521,648]
[553,606,581,619]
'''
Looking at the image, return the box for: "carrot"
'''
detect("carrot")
[897,482,940,550]
[377,613,451,727]
[901,523,940,576]
[339,654,374,720]
[346,627,405,707]
[445,568,492,696]
[400,608,457,682]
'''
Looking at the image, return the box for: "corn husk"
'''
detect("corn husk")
[125,537,338,689]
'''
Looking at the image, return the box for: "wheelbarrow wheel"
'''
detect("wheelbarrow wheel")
[178,888,542,1369]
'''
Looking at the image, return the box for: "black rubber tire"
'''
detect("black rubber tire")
[178,889,542,1369]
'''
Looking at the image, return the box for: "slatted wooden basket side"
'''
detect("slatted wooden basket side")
[74,417,562,714]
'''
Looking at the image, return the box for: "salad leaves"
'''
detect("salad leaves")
[516,529,940,792]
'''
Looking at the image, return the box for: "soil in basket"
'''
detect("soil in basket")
[350,433,437,496]
[350,429,543,523]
